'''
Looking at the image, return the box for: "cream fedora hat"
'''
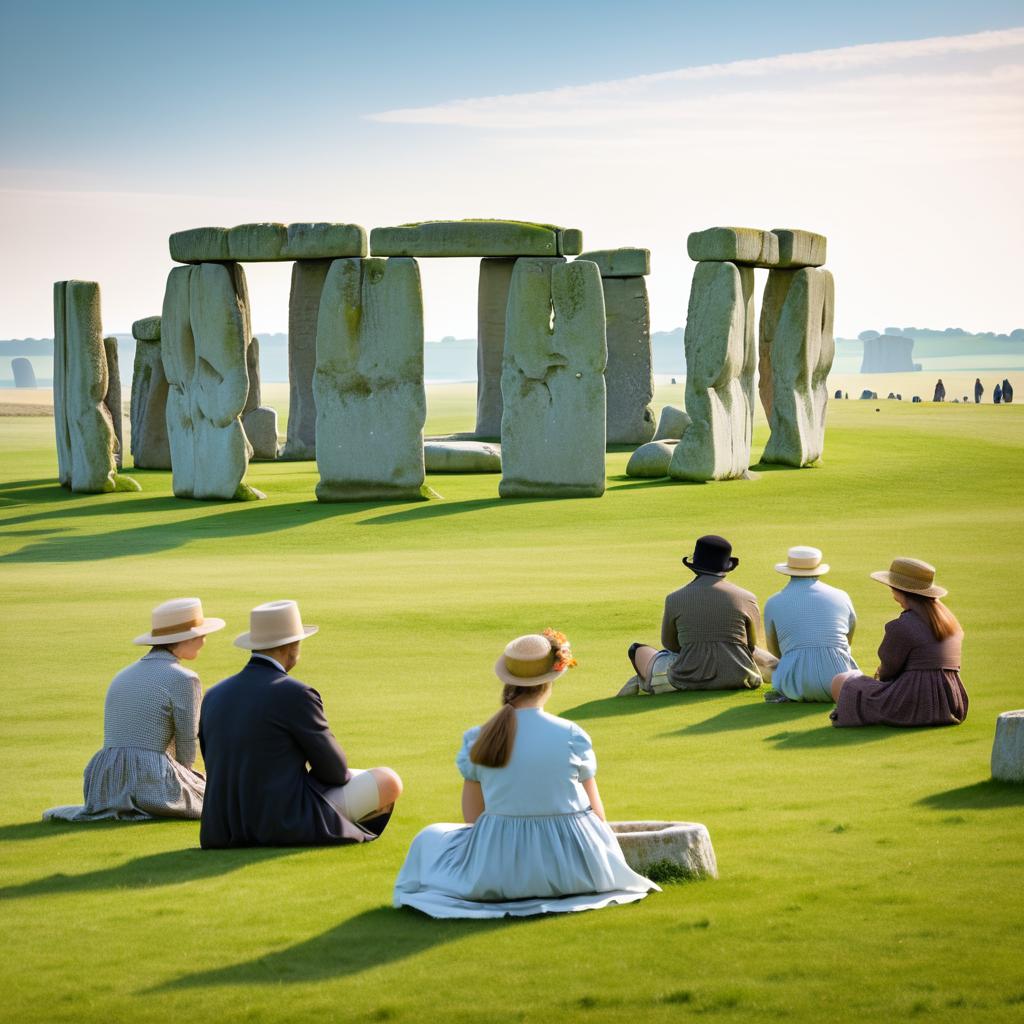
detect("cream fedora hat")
[775,546,830,577]
[234,600,319,650]
[133,597,225,646]
[495,633,571,687]
[870,558,947,598]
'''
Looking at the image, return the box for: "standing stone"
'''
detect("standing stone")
[11,357,36,388]
[602,275,654,444]
[499,258,607,498]
[283,259,331,459]
[991,710,1024,783]
[760,268,835,467]
[475,257,515,439]
[860,334,915,373]
[130,317,171,469]
[102,336,123,468]
[161,266,197,497]
[314,257,426,501]
[242,336,279,461]
[52,282,72,486]
[669,262,755,481]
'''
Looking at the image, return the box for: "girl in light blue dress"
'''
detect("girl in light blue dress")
[393,631,658,919]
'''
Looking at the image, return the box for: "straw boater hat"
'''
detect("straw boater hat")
[133,597,225,646]
[234,600,319,650]
[775,546,830,577]
[495,634,570,687]
[870,558,947,599]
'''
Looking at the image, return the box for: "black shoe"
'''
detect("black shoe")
[627,642,643,672]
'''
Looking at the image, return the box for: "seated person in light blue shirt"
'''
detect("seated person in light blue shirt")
[763,547,858,703]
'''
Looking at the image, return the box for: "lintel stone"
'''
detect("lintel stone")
[170,223,368,263]
[370,219,582,258]
[577,248,650,277]
[131,316,161,341]
[227,222,287,261]
[772,228,827,268]
[281,222,367,260]
[687,226,778,268]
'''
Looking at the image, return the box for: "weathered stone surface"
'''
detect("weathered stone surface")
[603,276,655,445]
[314,257,426,501]
[558,227,584,255]
[243,407,279,461]
[499,258,607,498]
[577,248,650,278]
[131,316,161,341]
[757,269,790,418]
[653,405,692,442]
[227,222,287,261]
[611,821,718,879]
[169,227,229,263]
[102,336,123,467]
[52,282,71,485]
[669,261,756,481]
[161,266,197,496]
[11,357,36,388]
[370,220,578,258]
[243,337,262,416]
[687,227,778,268]
[475,257,515,439]
[772,228,827,268]
[760,268,836,467]
[860,390,878,400]
[281,223,367,260]
[283,259,331,459]
[991,710,1024,783]
[912,395,922,403]
[424,440,501,473]
[626,439,677,478]
[130,336,170,469]
[861,334,915,372]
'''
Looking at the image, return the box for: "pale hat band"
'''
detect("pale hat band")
[494,634,568,688]
[775,546,830,577]
[234,599,319,650]
[133,597,225,646]
[870,557,947,599]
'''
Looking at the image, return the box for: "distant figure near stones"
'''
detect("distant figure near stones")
[974,378,984,404]
[932,379,945,402]
[1002,378,1013,403]
[994,384,1002,404]
[11,356,36,388]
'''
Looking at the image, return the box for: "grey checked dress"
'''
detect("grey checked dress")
[44,650,205,821]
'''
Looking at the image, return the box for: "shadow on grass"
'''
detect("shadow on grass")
[0,819,162,842]
[361,496,529,525]
[917,779,1024,810]
[668,701,827,735]
[156,907,517,988]
[766,724,905,749]
[1,494,190,528]
[561,690,738,721]
[0,846,300,900]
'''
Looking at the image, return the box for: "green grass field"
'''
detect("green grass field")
[1,389,1023,1023]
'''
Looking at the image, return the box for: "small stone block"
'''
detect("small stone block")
[169,227,229,263]
[687,226,778,267]
[991,710,1024,783]
[243,406,279,461]
[626,440,677,478]
[131,316,161,341]
[772,228,827,268]
[611,821,718,879]
[424,440,501,473]
[281,223,367,260]
[577,248,650,277]
[227,222,287,261]
[370,220,564,258]
[653,404,691,441]
[557,227,584,255]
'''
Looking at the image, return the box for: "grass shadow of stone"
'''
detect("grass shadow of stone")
[0,819,160,843]
[361,497,531,525]
[916,779,1024,810]
[1,494,190,529]
[560,690,738,721]
[766,724,906,749]
[154,906,518,988]
[666,701,827,736]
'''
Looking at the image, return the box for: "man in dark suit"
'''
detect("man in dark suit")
[199,600,402,848]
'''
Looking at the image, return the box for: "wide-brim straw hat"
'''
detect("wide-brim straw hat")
[234,600,319,650]
[495,634,568,687]
[775,545,830,577]
[133,597,226,646]
[870,557,947,598]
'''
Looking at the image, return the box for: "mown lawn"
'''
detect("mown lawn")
[1,390,1022,1023]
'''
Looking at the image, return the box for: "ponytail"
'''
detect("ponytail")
[902,591,962,640]
[470,682,550,768]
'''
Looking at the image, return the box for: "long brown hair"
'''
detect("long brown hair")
[900,591,962,640]
[470,683,551,768]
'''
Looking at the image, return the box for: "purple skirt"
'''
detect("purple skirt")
[831,669,968,728]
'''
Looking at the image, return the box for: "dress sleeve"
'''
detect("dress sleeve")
[169,669,202,769]
[569,724,598,781]
[456,727,482,781]
[877,617,910,681]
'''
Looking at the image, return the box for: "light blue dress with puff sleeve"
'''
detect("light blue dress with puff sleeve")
[393,708,658,918]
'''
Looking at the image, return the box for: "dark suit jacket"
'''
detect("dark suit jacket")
[198,657,371,848]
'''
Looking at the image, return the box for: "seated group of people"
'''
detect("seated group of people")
[42,537,968,919]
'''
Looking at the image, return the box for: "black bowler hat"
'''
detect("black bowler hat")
[682,535,739,576]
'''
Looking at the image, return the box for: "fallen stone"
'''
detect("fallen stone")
[760,268,835,468]
[861,334,915,372]
[283,259,331,459]
[281,222,367,260]
[626,439,677,478]
[475,257,516,439]
[169,227,229,263]
[424,440,501,473]
[499,258,607,498]
[577,248,650,278]
[653,404,691,441]
[603,276,655,445]
[131,316,161,341]
[227,222,287,261]
[611,821,718,879]
[687,226,778,268]
[243,406,279,461]
[991,710,1024,783]
[314,257,426,501]
[912,396,921,403]
[669,261,756,481]
[370,220,577,258]
[130,335,171,469]
[103,336,123,468]
[11,357,36,388]
[860,390,874,399]
[772,228,827,268]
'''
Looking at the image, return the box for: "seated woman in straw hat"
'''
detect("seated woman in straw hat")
[43,598,224,822]
[394,631,658,918]
[762,546,859,703]
[830,559,968,728]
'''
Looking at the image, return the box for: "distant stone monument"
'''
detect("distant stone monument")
[130,316,171,470]
[861,334,915,373]
[11,357,36,388]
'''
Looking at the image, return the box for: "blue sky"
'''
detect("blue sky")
[1,0,1022,337]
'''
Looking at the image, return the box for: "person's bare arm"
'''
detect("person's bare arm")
[461,780,484,823]
[582,777,606,821]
